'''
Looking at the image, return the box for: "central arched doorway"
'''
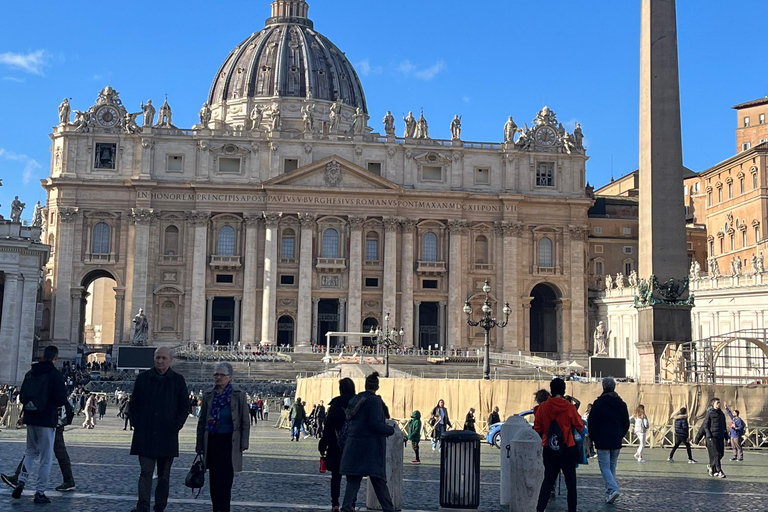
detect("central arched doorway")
[362,317,378,347]
[277,315,295,346]
[79,270,118,365]
[530,283,559,354]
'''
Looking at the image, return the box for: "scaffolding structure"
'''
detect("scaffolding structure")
[660,329,768,384]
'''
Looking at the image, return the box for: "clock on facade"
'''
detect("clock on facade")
[96,106,120,128]
[535,126,557,146]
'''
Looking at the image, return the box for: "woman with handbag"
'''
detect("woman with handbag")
[195,362,250,512]
[430,399,451,451]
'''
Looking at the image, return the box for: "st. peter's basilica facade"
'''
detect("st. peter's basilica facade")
[40,0,591,363]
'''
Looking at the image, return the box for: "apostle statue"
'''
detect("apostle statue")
[605,273,613,290]
[615,272,625,290]
[708,256,720,278]
[758,252,765,274]
[450,115,461,140]
[58,98,71,125]
[250,105,264,131]
[32,201,43,228]
[329,100,343,134]
[414,110,429,139]
[382,111,395,136]
[403,111,416,138]
[141,100,155,127]
[10,196,25,223]
[301,104,314,133]
[351,107,366,135]
[628,270,638,287]
[573,123,584,148]
[504,116,517,143]
[689,260,698,281]
[270,104,281,131]
[199,102,212,128]
[593,321,609,356]
[132,308,149,346]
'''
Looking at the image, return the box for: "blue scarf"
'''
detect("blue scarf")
[206,383,232,434]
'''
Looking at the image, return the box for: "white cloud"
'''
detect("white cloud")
[397,59,446,81]
[2,76,25,83]
[414,60,446,80]
[0,50,48,75]
[355,58,382,77]
[0,148,43,184]
[463,96,471,104]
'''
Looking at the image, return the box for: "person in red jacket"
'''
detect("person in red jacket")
[533,378,584,512]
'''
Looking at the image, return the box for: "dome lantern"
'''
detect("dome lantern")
[266,0,312,28]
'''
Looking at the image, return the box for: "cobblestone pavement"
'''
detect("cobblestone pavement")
[1,414,767,511]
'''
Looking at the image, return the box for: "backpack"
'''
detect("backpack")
[547,417,566,451]
[20,370,50,412]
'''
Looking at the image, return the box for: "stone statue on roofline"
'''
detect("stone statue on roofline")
[140,100,155,127]
[403,111,416,138]
[504,116,517,143]
[628,270,638,287]
[605,273,613,290]
[199,102,212,128]
[329,100,343,134]
[250,105,264,132]
[58,98,71,125]
[450,115,461,140]
[382,111,395,136]
[11,196,25,223]
[758,252,765,274]
[32,201,43,228]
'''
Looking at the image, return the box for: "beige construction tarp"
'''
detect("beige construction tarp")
[296,378,768,427]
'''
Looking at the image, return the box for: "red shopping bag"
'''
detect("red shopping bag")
[319,457,327,473]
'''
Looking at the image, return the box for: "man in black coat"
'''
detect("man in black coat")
[10,345,68,504]
[129,347,189,512]
[316,399,327,438]
[339,372,395,512]
[700,397,727,477]
[587,377,630,505]
[318,378,356,511]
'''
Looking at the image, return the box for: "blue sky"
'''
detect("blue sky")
[1,0,765,222]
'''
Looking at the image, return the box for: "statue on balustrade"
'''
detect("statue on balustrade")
[593,321,609,356]
[132,308,149,346]
[615,272,625,290]
[10,196,25,223]
[140,100,155,127]
[628,270,638,287]
[199,102,212,129]
[708,256,720,278]
[382,111,395,136]
[504,116,517,143]
[450,115,461,140]
[58,98,71,125]
[604,273,613,290]
[250,105,264,132]
[758,252,765,274]
[32,201,43,228]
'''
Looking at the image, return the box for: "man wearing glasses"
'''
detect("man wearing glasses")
[129,347,189,512]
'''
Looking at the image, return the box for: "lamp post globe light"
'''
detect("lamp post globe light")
[369,312,404,378]
[464,279,511,380]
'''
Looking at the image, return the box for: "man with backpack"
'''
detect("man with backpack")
[724,402,745,461]
[532,378,584,512]
[10,345,68,504]
[289,397,306,441]
[587,376,630,504]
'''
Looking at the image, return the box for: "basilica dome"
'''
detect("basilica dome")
[207,0,367,113]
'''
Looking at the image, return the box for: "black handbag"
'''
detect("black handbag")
[185,453,206,498]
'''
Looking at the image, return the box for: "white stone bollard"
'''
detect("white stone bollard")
[500,415,530,507]
[367,419,404,510]
[507,426,544,512]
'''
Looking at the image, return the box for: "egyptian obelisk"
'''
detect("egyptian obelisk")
[636,0,692,383]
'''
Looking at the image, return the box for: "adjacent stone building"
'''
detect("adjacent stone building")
[41,0,591,363]
[0,221,49,384]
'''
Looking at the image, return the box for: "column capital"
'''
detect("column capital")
[568,225,589,242]
[447,219,469,234]
[383,216,400,232]
[186,210,211,227]
[348,216,366,229]
[70,286,86,300]
[234,295,243,302]
[414,300,422,306]
[299,212,317,228]
[495,221,522,237]
[243,212,262,227]
[339,297,347,304]
[401,218,418,233]
[439,300,447,306]
[206,295,215,302]
[58,207,80,223]
[130,208,157,225]
[263,212,283,227]
[312,297,320,304]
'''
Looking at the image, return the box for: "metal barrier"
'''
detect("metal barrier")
[622,425,768,449]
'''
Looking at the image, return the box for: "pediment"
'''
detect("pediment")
[262,156,402,191]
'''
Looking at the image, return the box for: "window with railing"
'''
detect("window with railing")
[422,232,438,262]
[538,237,553,267]
[365,233,379,262]
[164,226,179,256]
[322,228,339,258]
[92,222,111,254]
[474,235,489,266]
[217,226,236,256]
[281,229,295,260]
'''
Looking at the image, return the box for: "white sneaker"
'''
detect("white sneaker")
[633,453,640,459]
[668,458,674,462]
[606,491,620,504]
[638,458,646,463]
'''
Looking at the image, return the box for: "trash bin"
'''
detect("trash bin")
[439,430,482,509]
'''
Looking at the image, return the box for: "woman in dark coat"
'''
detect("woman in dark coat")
[319,378,356,512]
[668,407,696,463]
[463,408,476,432]
[430,399,451,450]
[339,372,395,512]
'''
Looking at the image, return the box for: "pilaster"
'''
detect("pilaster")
[447,220,467,348]
[400,218,417,347]
[240,213,262,343]
[382,217,399,325]
[187,211,210,343]
[261,212,282,345]
[347,216,364,345]
[297,213,316,348]
[0,274,20,384]
[52,208,78,349]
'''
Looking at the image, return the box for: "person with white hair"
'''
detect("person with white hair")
[196,362,249,512]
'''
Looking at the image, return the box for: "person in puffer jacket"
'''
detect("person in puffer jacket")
[698,398,727,478]
[667,407,696,463]
[630,405,650,462]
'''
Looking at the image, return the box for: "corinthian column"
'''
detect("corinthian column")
[400,218,417,347]
[382,217,399,324]
[187,211,210,343]
[447,220,467,349]
[261,212,282,346]
[52,208,78,348]
[347,216,365,345]
[240,213,262,344]
[296,213,316,349]
[499,221,522,352]
[129,208,156,332]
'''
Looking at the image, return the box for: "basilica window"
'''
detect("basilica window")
[538,237,553,268]
[94,143,116,170]
[166,155,183,173]
[474,235,489,265]
[164,226,179,256]
[218,157,241,174]
[595,260,604,275]
[217,226,236,256]
[536,162,554,187]
[709,240,715,255]
[422,232,438,262]
[756,226,761,243]
[718,188,722,203]
[281,229,295,261]
[91,223,111,254]
[728,183,733,198]
[707,191,712,206]
[754,172,759,189]
[322,228,340,258]
[365,232,379,262]
[740,178,745,194]
[367,162,382,176]
[730,234,735,251]
[475,167,490,185]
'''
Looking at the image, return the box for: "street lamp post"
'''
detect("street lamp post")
[369,312,404,378]
[464,279,511,380]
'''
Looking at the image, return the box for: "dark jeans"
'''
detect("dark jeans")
[341,475,393,512]
[413,440,420,461]
[330,471,342,507]
[537,446,577,512]
[669,437,693,460]
[13,426,73,484]
[137,456,173,512]
[207,433,234,512]
[249,410,258,426]
[124,416,132,430]
[706,437,724,473]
